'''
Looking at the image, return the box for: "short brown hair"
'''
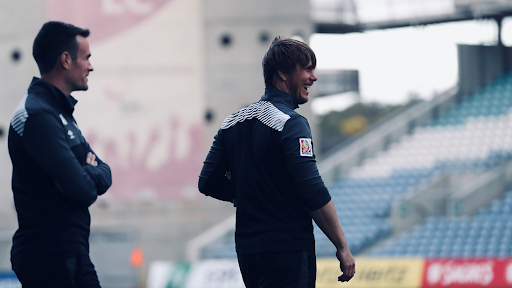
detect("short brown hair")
[262,36,316,88]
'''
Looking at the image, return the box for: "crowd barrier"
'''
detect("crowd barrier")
[148,257,512,288]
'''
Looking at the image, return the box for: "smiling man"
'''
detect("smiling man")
[199,37,355,287]
[8,21,111,287]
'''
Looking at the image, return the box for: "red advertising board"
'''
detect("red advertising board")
[423,258,512,287]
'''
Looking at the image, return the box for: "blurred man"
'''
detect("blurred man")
[199,36,355,287]
[8,21,111,287]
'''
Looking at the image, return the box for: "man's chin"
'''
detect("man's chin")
[298,96,308,105]
[78,84,89,91]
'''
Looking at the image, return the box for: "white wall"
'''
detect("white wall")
[0,0,46,230]
[203,0,316,149]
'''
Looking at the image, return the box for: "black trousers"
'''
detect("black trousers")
[14,255,101,288]
[237,250,316,288]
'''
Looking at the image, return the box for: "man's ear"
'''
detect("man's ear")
[60,51,72,70]
[277,70,287,82]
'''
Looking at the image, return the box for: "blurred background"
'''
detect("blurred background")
[1,0,512,287]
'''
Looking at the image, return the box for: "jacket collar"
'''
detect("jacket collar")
[261,87,299,110]
[28,77,77,114]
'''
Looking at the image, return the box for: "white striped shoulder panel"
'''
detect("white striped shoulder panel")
[11,92,29,136]
[221,101,291,132]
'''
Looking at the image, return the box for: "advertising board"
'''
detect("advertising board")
[423,258,512,287]
[149,258,512,288]
[147,260,244,288]
[317,258,425,288]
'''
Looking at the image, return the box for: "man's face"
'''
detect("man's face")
[67,35,93,92]
[285,61,317,105]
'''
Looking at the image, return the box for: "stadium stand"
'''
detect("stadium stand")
[200,69,512,259]
[372,191,512,257]
[346,69,512,257]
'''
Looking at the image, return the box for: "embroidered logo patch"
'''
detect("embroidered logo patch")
[299,138,313,157]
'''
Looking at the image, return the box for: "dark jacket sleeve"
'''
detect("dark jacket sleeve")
[82,143,112,195]
[198,129,234,202]
[22,111,98,207]
[281,116,331,211]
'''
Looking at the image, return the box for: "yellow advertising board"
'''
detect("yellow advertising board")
[317,257,425,288]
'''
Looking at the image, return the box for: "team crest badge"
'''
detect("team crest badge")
[299,138,313,157]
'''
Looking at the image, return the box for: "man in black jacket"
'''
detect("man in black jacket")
[8,21,112,287]
[199,37,355,287]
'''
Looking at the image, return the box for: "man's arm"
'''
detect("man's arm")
[281,116,331,210]
[281,116,355,280]
[82,144,112,195]
[310,200,356,281]
[198,129,234,202]
[23,111,99,207]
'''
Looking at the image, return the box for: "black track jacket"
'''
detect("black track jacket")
[8,77,112,271]
[199,87,331,254]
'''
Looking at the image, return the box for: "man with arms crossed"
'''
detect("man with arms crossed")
[199,37,355,287]
[8,21,111,287]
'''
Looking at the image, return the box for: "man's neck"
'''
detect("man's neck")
[274,81,290,95]
[41,73,71,97]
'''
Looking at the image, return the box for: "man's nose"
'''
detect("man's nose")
[311,71,318,81]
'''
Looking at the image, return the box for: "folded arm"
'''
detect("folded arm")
[23,111,100,207]
[82,144,112,195]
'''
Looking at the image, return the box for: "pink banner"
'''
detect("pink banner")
[49,0,172,43]
[423,258,512,287]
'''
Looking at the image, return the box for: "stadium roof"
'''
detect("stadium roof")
[313,0,512,33]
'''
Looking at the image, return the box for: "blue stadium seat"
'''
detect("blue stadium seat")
[370,189,512,258]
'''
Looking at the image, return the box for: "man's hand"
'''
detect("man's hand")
[86,152,98,167]
[309,200,356,282]
[337,247,355,282]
